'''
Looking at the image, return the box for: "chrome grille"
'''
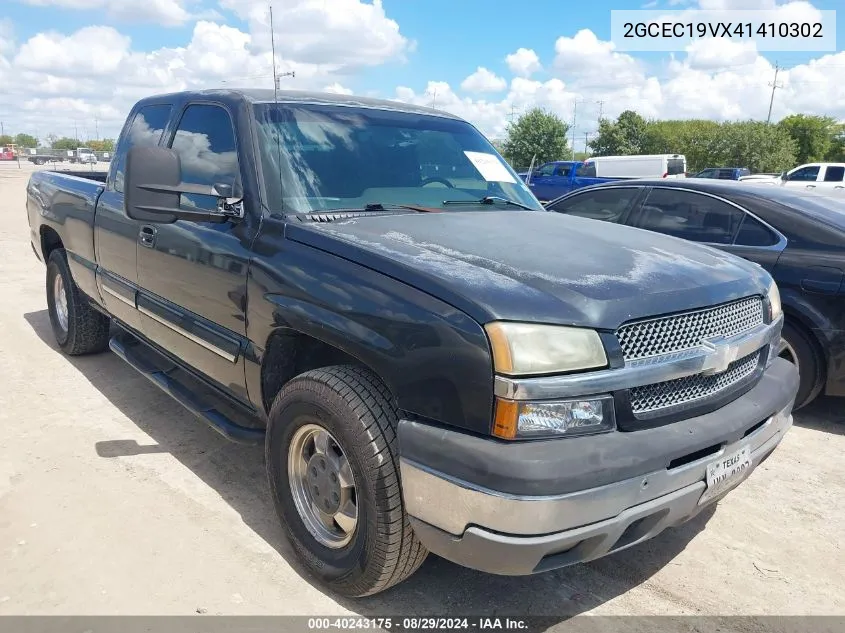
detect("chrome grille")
[630,352,760,416]
[616,296,764,362]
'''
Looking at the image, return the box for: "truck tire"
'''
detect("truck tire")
[46,249,110,355]
[266,365,427,597]
[779,320,824,410]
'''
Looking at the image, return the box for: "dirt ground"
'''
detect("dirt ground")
[1,161,843,620]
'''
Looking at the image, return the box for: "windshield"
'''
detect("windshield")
[253,103,543,213]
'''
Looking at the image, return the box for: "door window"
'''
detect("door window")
[536,163,556,176]
[553,165,572,177]
[823,166,845,182]
[112,104,173,193]
[786,166,820,182]
[547,187,639,222]
[635,188,743,244]
[169,104,241,212]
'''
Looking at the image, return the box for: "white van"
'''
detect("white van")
[585,154,687,180]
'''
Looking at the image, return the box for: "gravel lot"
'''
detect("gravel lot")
[1,161,844,620]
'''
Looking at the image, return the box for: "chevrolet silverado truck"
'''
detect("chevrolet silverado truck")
[26,89,798,597]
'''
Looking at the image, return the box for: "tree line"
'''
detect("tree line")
[500,108,845,174]
[0,133,115,152]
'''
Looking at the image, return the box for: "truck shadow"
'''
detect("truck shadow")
[791,396,845,436]
[26,308,717,621]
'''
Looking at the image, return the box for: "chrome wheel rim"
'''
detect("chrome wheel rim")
[53,274,69,333]
[288,423,358,549]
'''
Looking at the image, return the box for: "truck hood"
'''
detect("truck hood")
[288,210,770,329]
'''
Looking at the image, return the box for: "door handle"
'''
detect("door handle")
[835,186,844,189]
[139,225,157,248]
[805,184,816,189]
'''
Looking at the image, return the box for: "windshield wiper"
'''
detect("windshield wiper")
[441,195,534,211]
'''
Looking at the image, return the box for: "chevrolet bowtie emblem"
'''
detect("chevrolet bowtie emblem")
[700,338,740,375]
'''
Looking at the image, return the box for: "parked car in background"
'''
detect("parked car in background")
[26,88,797,597]
[781,163,845,197]
[0,146,16,161]
[546,179,845,409]
[588,154,687,179]
[692,167,751,180]
[517,160,619,201]
[70,147,97,164]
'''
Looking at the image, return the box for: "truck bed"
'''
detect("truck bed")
[27,169,105,303]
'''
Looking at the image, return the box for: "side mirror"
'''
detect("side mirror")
[125,145,243,224]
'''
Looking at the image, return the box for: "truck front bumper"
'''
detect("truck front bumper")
[398,358,797,576]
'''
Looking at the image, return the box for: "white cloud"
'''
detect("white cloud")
[683,38,759,70]
[323,83,354,95]
[219,0,412,68]
[19,0,194,26]
[460,67,506,93]
[14,26,131,76]
[505,48,541,77]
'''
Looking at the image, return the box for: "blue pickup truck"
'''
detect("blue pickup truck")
[518,160,616,201]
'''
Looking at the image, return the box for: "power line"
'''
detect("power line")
[766,63,784,125]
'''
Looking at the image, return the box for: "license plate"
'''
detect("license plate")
[699,446,753,506]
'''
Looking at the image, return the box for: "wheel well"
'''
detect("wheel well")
[782,308,827,372]
[260,330,385,414]
[40,226,63,262]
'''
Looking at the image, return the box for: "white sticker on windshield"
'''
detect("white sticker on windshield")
[464,151,517,184]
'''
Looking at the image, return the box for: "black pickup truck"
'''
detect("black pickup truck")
[26,89,798,597]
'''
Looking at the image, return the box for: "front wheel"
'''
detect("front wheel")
[266,365,427,597]
[46,249,110,355]
[779,321,824,409]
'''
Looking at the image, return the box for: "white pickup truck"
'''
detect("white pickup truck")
[741,163,845,198]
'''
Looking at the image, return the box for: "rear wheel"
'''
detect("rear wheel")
[266,365,427,597]
[779,320,824,409]
[46,249,110,355]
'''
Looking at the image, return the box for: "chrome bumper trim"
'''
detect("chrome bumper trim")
[400,404,792,537]
[494,315,783,401]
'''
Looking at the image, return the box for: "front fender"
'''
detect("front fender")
[245,235,495,435]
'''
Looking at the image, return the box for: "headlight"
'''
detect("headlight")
[485,322,608,376]
[493,395,616,439]
[767,281,782,321]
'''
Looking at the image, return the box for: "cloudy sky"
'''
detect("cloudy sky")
[0,0,843,150]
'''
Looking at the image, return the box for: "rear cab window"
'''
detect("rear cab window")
[823,166,845,182]
[111,104,173,193]
[575,162,597,178]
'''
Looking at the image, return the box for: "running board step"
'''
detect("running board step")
[109,332,265,445]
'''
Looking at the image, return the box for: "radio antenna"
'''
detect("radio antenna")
[270,1,279,99]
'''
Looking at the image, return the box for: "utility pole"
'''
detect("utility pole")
[596,100,604,122]
[270,1,279,98]
[1,121,4,137]
[94,116,99,140]
[74,121,79,143]
[584,131,590,156]
[429,87,438,108]
[274,71,295,89]
[571,99,578,160]
[508,104,519,124]
[766,63,783,125]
